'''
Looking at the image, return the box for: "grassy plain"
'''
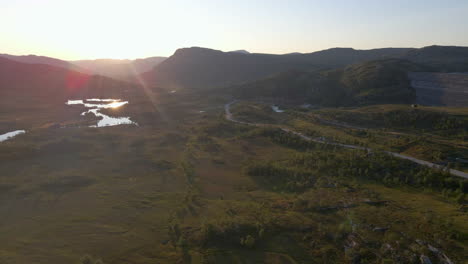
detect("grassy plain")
[0,91,466,263]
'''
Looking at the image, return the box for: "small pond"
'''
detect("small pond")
[0,130,26,142]
[271,105,285,113]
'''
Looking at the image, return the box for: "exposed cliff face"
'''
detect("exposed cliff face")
[409,72,468,106]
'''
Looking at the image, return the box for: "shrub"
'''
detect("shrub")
[240,235,255,248]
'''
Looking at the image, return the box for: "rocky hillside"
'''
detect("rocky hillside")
[409,72,468,106]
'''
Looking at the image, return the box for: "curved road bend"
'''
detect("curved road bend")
[225,101,468,180]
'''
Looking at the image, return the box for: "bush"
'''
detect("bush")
[80,255,104,264]
[240,235,255,248]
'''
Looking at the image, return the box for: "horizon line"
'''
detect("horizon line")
[2,44,467,61]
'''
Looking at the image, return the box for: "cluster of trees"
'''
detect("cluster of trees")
[246,162,315,192]
[327,59,420,105]
[80,255,104,264]
[329,152,467,195]
[167,223,191,263]
[327,108,468,137]
[379,109,467,132]
[259,128,325,151]
[249,128,467,200]
[197,221,264,249]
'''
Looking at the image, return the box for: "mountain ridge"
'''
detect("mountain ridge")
[0,53,87,73]
[141,46,415,89]
[0,53,167,82]
[0,57,135,100]
[71,56,167,81]
[229,58,430,106]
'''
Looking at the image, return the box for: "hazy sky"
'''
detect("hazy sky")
[2,0,468,60]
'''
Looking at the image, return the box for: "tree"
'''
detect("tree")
[240,235,255,248]
[80,255,93,264]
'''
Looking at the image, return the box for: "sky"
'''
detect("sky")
[1,0,468,60]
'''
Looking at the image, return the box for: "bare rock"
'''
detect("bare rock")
[420,255,432,264]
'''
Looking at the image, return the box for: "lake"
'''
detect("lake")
[66,98,137,127]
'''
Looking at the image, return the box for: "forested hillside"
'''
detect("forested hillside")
[231,59,428,106]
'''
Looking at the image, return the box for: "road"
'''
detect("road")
[225,101,468,179]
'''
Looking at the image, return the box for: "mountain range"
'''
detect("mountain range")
[0,54,167,82]
[1,45,467,107]
[71,57,167,81]
[0,57,134,101]
[402,45,468,72]
[0,53,85,72]
[140,46,414,89]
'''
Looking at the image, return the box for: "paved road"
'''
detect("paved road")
[225,101,468,179]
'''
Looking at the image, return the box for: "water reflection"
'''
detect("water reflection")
[66,100,84,105]
[0,130,26,142]
[86,99,117,102]
[81,101,128,109]
[66,99,137,127]
[272,105,285,113]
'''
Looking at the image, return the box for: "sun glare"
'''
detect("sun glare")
[107,101,128,108]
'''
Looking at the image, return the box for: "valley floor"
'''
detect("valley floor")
[0,92,466,263]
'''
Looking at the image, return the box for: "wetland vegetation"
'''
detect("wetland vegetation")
[1,42,467,264]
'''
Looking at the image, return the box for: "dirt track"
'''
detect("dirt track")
[225,101,468,179]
